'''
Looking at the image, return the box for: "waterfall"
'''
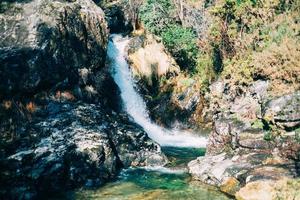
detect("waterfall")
[108,34,207,148]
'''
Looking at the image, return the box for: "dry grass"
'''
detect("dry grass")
[218,5,300,96]
[26,102,37,113]
[253,37,300,96]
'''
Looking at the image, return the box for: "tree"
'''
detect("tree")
[128,0,144,30]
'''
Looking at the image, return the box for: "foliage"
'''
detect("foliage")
[140,0,200,71]
[162,25,199,69]
[202,0,300,95]
[251,119,264,129]
[195,53,215,89]
[140,0,300,97]
[264,131,274,141]
[139,0,175,35]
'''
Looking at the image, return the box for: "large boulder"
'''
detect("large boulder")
[188,82,300,197]
[188,149,298,198]
[0,0,168,199]
[127,33,180,88]
[235,179,300,200]
[0,0,108,99]
[0,101,166,199]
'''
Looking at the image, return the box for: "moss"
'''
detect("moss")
[251,119,264,129]
[264,131,274,141]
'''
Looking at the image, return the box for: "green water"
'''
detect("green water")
[74,147,231,200]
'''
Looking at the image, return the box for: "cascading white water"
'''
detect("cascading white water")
[108,34,207,148]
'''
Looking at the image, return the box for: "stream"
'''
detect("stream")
[74,35,231,199]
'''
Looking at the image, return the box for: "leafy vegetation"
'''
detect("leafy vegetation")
[140,0,199,70]
[205,0,300,94]
[139,0,175,35]
[138,0,299,115]
[162,25,198,69]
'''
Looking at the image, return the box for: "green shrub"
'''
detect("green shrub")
[140,0,199,70]
[194,53,215,90]
[139,0,175,35]
[264,131,274,141]
[162,24,199,70]
[251,119,264,129]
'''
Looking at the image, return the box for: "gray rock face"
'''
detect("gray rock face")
[206,116,270,156]
[102,1,133,33]
[0,0,167,199]
[189,79,300,197]
[249,80,269,101]
[188,151,296,187]
[0,0,108,99]
[1,101,167,199]
[172,0,211,38]
[263,91,300,129]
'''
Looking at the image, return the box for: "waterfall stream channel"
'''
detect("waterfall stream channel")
[74,35,231,200]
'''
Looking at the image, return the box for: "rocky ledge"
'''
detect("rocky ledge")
[0,0,167,199]
[1,100,166,199]
[188,81,300,199]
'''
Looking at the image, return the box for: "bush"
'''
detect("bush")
[140,0,199,70]
[162,25,199,70]
[139,0,175,35]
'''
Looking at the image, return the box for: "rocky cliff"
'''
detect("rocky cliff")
[0,0,108,98]
[188,81,300,198]
[119,0,300,199]
[0,0,166,199]
[125,32,206,129]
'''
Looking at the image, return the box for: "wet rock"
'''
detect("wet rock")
[102,1,133,33]
[0,0,167,199]
[0,102,167,198]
